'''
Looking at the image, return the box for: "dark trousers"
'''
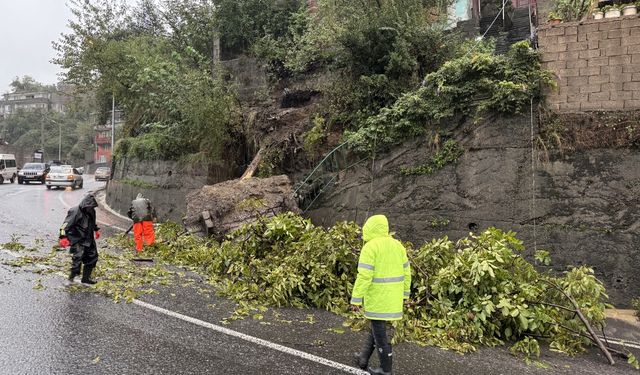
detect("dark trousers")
[360,319,392,364]
[70,242,98,276]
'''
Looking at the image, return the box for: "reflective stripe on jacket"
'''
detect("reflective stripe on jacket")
[350,214,411,321]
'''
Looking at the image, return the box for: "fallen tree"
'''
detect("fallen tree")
[152,214,639,369]
[182,175,300,238]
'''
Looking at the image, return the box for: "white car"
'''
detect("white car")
[46,166,84,190]
[0,154,17,184]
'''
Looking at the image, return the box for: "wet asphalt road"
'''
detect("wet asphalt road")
[0,177,115,243]
[0,178,350,374]
[2,178,639,375]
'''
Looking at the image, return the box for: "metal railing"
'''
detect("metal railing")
[293,141,369,212]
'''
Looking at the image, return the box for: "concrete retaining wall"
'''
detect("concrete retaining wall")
[307,114,640,306]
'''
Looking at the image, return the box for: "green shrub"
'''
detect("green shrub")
[114,128,187,161]
[303,115,327,158]
[345,41,555,153]
[400,139,463,175]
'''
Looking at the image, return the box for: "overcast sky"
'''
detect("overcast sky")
[0,1,76,93]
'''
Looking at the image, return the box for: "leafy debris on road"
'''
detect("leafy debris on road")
[5,214,638,370]
[133,214,638,369]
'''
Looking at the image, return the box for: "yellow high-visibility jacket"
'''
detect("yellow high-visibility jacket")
[350,214,411,320]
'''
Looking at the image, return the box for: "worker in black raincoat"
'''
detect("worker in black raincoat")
[58,193,101,284]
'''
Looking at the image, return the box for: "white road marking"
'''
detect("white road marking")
[97,220,128,232]
[0,249,19,258]
[4,189,31,197]
[598,337,640,350]
[58,194,71,208]
[95,190,131,222]
[132,299,368,375]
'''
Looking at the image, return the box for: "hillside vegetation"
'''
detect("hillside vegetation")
[53,0,552,168]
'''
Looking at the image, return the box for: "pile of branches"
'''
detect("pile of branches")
[155,213,361,312]
[152,214,638,368]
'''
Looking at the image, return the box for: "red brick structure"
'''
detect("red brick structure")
[537,16,640,111]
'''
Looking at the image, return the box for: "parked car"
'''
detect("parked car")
[0,154,18,184]
[47,160,66,166]
[45,165,83,190]
[94,167,111,181]
[17,163,50,184]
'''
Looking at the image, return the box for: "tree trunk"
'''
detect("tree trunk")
[241,146,265,180]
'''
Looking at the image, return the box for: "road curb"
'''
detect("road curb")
[94,186,131,223]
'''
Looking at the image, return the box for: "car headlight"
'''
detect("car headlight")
[18,171,24,176]
[36,172,42,175]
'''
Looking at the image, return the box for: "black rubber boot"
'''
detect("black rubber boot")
[81,265,97,285]
[67,271,77,285]
[354,332,375,370]
[67,266,81,285]
[368,346,393,375]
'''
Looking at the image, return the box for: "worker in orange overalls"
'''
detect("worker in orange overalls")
[127,193,156,252]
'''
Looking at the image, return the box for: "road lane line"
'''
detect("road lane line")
[4,189,31,197]
[597,337,640,350]
[0,250,19,258]
[55,190,127,232]
[132,299,368,375]
[97,220,128,232]
[95,190,131,222]
[58,194,71,208]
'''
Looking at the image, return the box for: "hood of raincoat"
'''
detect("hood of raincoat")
[362,214,389,243]
[79,194,98,212]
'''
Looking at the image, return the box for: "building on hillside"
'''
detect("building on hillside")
[0,84,73,120]
[94,109,124,165]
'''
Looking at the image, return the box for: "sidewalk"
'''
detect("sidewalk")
[94,188,131,233]
[604,309,640,346]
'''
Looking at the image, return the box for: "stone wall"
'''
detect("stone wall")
[538,15,640,111]
[306,115,640,306]
[105,158,225,222]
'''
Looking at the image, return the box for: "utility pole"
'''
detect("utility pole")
[40,117,45,162]
[111,94,115,164]
[49,118,61,161]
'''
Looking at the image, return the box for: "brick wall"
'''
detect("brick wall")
[538,16,640,111]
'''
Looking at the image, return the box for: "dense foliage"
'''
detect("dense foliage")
[54,0,238,162]
[252,0,457,126]
[154,213,361,312]
[142,213,634,365]
[550,0,592,22]
[345,41,554,152]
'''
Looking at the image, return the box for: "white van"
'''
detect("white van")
[0,154,18,184]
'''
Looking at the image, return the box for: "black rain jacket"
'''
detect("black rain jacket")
[59,194,100,246]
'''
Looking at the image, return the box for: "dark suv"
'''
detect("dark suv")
[17,163,50,184]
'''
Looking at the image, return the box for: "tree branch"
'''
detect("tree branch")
[527,300,576,314]
[542,279,615,365]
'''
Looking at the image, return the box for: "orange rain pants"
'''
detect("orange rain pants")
[133,221,155,252]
